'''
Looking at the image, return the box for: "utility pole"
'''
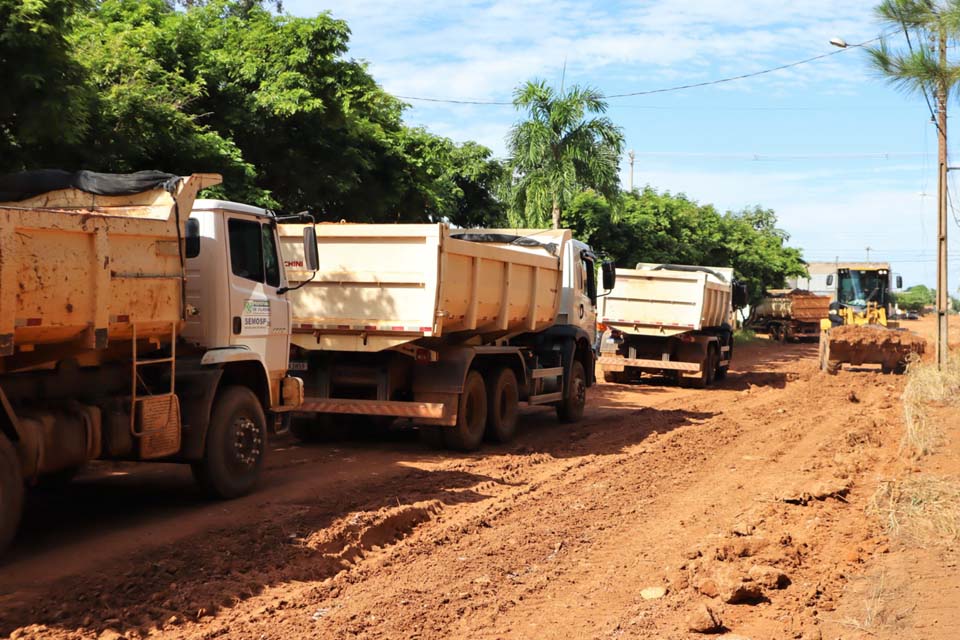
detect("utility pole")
[866,246,872,262]
[628,150,635,192]
[937,27,950,369]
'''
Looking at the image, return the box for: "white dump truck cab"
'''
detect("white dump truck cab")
[183,200,306,412]
[555,239,612,347]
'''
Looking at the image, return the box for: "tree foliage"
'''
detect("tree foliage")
[562,189,806,305]
[895,284,937,311]
[508,80,624,229]
[0,0,92,166]
[1,0,806,290]
[2,0,506,224]
[868,0,960,103]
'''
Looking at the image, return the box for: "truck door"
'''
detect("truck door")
[225,216,291,383]
[580,251,598,344]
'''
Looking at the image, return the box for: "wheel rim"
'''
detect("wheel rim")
[229,414,262,472]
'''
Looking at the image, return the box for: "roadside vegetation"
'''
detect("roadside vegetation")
[900,353,960,458]
[1,0,806,295]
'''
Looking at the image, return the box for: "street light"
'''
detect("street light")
[830,37,849,49]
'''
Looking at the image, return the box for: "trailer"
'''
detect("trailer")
[278,223,613,451]
[748,290,831,342]
[0,172,314,554]
[597,264,742,387]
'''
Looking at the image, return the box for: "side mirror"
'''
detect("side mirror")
[185,218,200,259]
[896,275,903,289]
[732,283,749,309]
[601,261,616,291]
[303,226,319,271]
[826,274,834,287]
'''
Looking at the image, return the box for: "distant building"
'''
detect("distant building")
[787,262,892,303]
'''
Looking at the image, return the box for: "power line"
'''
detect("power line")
[395,34,886,107]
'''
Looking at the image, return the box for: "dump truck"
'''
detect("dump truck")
[597,264,745,387]
[0,171,315,554]
[277,224,614,451]
[747,289,831,342]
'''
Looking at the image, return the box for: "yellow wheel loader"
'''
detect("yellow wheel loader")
[818,267,926,374]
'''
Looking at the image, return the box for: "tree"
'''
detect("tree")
[0,0,92,172]
[895,284,936,312]
[562,189,806,305]
[868,0,960,365]
[508,79,624,229]
[8,0,505,221]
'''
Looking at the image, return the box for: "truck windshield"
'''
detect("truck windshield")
[838,270,887,309]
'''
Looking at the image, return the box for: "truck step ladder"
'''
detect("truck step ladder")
[130,322,181,459]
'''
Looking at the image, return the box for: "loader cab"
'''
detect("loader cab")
[182,200,292,382]
[835,268,892,312]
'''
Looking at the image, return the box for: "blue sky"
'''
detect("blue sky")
[287,0,960,290]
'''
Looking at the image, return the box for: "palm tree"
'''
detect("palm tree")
[867,1,960,101]
[867,0,960,367]
[507,79,624,229]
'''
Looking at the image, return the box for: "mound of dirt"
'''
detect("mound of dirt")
[829,325,927,352]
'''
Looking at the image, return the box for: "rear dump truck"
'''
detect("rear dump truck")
[748,289,831,342]
[278,223,613,451]
[0,172,312,554]
[597,263,743,388]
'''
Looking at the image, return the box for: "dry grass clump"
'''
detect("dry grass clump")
[900,353,960,457]
[869,476,960,544]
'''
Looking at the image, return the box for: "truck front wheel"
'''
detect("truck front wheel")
[192,386,267,499]
[485,368,519,443]
[0,434,24,554]
[556,360,587,423]
[444,371,487,452]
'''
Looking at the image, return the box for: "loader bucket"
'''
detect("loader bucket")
[819,325,926,374]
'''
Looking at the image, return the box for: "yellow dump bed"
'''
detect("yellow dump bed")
[280,224,568,352]
[0,173,219,365]
[602,264,733,337]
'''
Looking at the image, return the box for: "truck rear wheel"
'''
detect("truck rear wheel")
[0,434,24,554]
[485,368,519,443]
[689,347,716,389]
[192,386,267,499]
[556,360,586,423]
[444,371,487,452]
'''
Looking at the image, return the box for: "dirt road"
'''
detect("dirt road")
[0,339,922,639]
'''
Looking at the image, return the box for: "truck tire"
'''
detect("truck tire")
[192,386,267,499]
[556,360,586,423]
[689,347,716,389]
[485,368,519,443]
[0,435,23,554]
[444,371,487,452]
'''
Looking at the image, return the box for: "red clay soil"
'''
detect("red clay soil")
[0,340,946,639]
[829,325,927,351]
